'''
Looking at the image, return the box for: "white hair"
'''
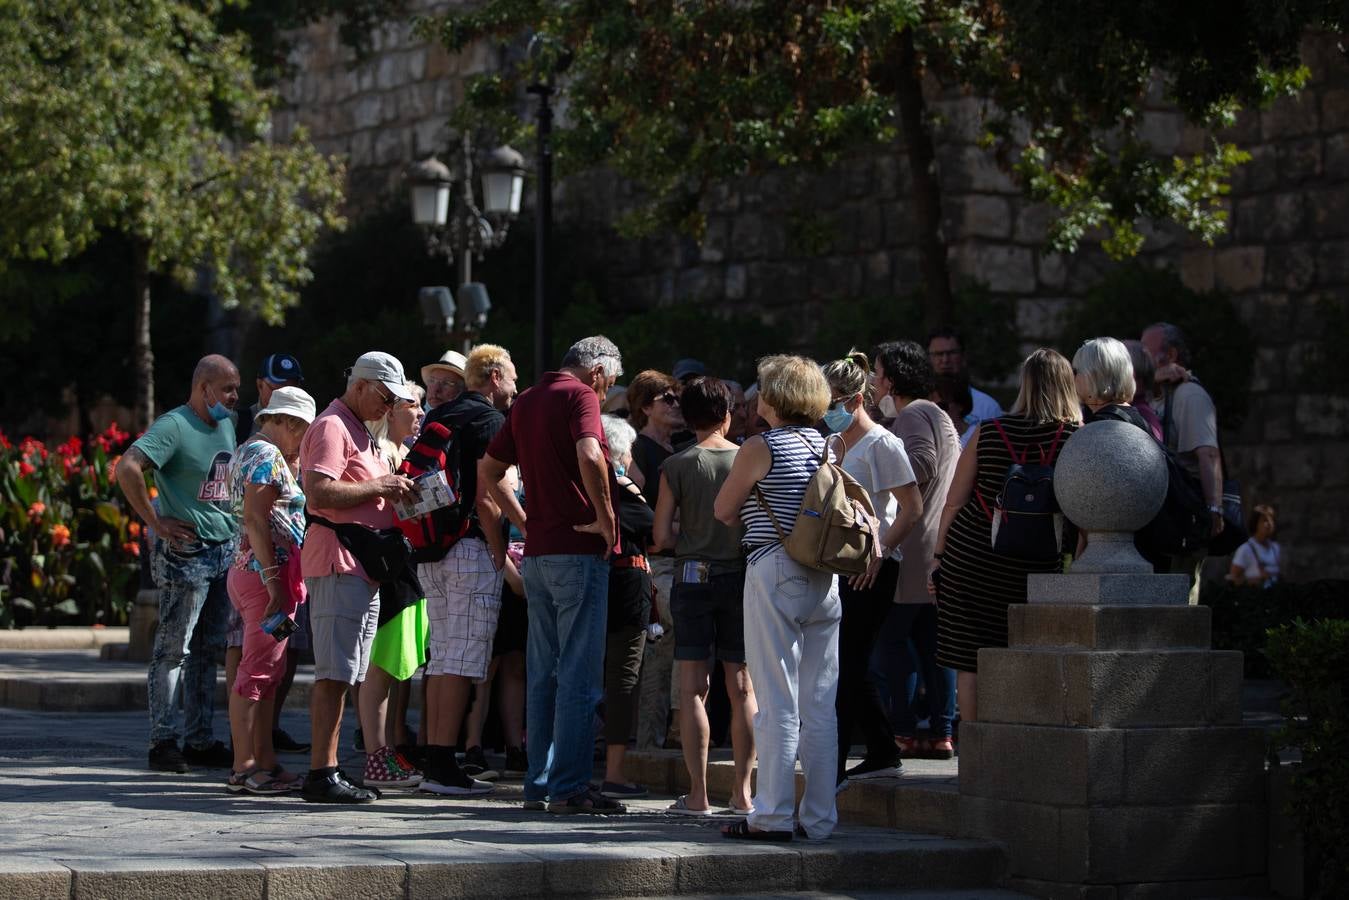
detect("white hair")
[601,414,637,461]
[561,335,623,378]
[1073,337,1136,405]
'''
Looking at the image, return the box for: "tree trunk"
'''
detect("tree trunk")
[895,29,954,332]
[131,240,154,431]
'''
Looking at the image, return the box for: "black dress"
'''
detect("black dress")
[935,415,1080,673]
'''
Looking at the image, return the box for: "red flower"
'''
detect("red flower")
[122,541,140,558]
[57,436,82,457]
[18,461,35,477]
[0,429,10,450]
[27,502,45,520]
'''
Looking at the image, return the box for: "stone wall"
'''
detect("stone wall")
[272,14,1349,579]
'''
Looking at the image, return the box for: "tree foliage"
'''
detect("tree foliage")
[426,1,1341,258]
[0,0,346,424]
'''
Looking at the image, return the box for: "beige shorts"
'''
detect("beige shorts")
[306,574,379,685]
[423,538,504,680]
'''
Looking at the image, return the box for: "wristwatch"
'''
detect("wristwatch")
[1207,504,1222,514]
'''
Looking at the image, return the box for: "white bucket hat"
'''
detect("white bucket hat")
[421,349,468,386]
[256,386,317,424]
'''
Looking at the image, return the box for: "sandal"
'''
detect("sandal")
[665,795,712,817]
[226,768,256,794]
[721,818,793,842]
[726,802,753,816]
[243,769,292,795]
[547,787,627,815]
[266,766,303,789]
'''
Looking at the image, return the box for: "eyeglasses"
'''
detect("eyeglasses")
[657,392,679,406]
[426,377,459,390]
[370,383,396,408]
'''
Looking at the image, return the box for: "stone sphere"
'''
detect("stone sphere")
[1053,419,1167,533]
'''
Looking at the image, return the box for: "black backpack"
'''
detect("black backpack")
[1157,384,1247,556]
[977,420,1066,563]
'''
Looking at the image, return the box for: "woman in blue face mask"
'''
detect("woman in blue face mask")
[819,350,925,789]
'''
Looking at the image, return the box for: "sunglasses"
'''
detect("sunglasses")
[371,383,397,408]
[657,392,679,406]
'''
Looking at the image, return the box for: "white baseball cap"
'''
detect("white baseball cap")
[421,349,468,386]
[351,351,416,402]
[256,386,317,424]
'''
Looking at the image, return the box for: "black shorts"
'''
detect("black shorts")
[670,567,747,664]
[492,580,528,657]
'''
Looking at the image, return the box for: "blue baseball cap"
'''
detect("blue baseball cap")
[258,353,304,385]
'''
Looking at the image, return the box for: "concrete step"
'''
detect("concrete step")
[0,626,129,650]
[625,750,960,837]
[0,650,313,712]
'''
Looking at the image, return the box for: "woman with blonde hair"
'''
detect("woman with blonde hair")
[931,348,1082,724]
[714,354,839,841]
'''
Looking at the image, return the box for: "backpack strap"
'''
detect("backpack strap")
[990,418,1026,465]
[752,484,792,544]
[1039,423,1066,466]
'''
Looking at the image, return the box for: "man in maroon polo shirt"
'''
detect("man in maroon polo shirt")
[481,335,624,814]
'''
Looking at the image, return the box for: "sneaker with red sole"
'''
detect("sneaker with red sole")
[362,745,422,788]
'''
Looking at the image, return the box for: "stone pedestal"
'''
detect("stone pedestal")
[959,601,1268,898]
[126,588,159,663]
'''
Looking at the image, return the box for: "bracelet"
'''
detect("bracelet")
[1207,504,1222,514]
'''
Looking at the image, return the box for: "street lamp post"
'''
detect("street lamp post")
[526,80,553,381]
[407,136,525,355]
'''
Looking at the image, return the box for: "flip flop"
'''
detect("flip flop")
[726,803,753,816]
[665,795,713,817]
[243,770,292,795]
[226,768,257,794]
[721,818,793,841]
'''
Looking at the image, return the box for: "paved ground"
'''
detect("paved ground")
[0,702,1009,899]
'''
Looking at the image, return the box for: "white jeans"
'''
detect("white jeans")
[744,546,841,838]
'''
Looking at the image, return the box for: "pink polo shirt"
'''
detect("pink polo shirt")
[300,399,394,582]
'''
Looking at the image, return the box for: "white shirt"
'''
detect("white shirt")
[1232,539,1280,587]
[840,425,917,561]
[961,387,1004,447]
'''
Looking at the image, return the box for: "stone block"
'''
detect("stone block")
[1121,727,1266,805]
[546,853,676,896]
[946,146,1017,193]
[724,264,747,300]
[1235,193,1305,243]
[799,839,1005,890]
[959,722,1124,807]
[69,859,264,899]
[1315,240,1349,285]
[408,860,542,900]
[959,795,1070,882]
[949,243,1037,293]
[675,849,800,894]
[1213,246,1265,293]
[1085,802,1267,882]
[1311,184,1349,238]
[977,647,1243,727]
[0,857,70,900]
[1279,137,1323,182]
[1179,250,1215,293]
[1036,254,1067,289]
[957,195,1012,239]
[1028,573,1190,606]
[263,858,405,899]
[1008,604,1212,650]
[1326,133,1349,179]
[1261,93,1320,140]
[1014,202,1057,244]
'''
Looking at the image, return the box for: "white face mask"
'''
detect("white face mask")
[878,394,898,419]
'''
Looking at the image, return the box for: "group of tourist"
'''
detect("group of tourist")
[116,319,1261,839]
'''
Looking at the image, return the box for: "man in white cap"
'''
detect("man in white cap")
[422,350,467,412]
[298,351,416,803]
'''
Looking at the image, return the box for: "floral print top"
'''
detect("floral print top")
[228,437,306,572]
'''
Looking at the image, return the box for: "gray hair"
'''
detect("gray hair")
[561,335,623,378]
[1144,321,1190,367]
[1073,337,1136,406]
[601,413,637,461]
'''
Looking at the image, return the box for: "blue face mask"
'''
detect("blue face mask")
[205,386,233,422]
[822,401,854,433]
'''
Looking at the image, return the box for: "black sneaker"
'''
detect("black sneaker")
[272,728,311,754]
[418,762,494,796]
[503,745,527,777]
[844,757,903,780]
[302,769,379,804]
[397,743,428,770]
[148,740,188,773]
[183,740,234,768]
[461,746,499,781]
[548,786,628,815]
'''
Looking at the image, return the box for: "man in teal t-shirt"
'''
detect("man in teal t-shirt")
[116,354,242,773]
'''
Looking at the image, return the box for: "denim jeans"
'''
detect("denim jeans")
[881,603,956,739]
[147,536,235,748]
[521,554,610,802]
